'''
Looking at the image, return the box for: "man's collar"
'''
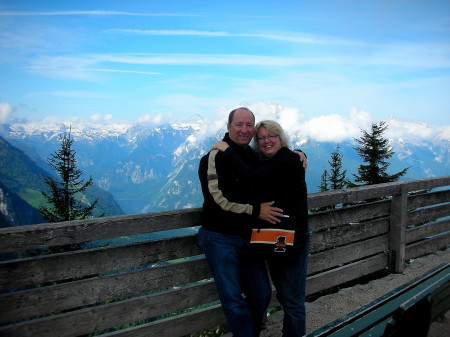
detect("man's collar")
[223,133,250,150]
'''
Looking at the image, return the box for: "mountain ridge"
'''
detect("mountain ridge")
[1,110,448,216]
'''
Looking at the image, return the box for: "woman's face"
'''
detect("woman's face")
[257,127,282,157]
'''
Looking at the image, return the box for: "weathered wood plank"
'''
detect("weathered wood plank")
[407,189,450,210]
[406,218,450,244]
[103,304,226,337]
[0,234,202,290]
[306,253,389,296]
[310,217,389,253]
[0,282,219,337]
[0,258,211,325]
[0,208,203,253]
[308,235,389,275]
[403,176,450,193]
[309,200,390,232]
[104,288,273,337]
[405,232,450,261]
[307,176,450,209]
[407,203,450,227]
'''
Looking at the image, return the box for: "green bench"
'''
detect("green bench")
[308,263,450,337]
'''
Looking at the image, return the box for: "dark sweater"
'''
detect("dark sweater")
[222,146,308,251]
[198,133,261,239]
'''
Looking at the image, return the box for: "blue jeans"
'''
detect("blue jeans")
[198,228,272,337]
[268,232,310,337]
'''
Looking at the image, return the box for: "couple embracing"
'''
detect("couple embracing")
[198,107,309,337]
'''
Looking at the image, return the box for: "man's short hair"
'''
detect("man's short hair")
[228,107,255,125]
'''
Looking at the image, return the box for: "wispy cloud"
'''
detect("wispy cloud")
[87,68,160,75]
[108,29,363,45]
[28,42,450,80]
[90,113,113,122]
[26,91,113,99]
[366,42,450,68]
[106,29,450,68]
[30,52,332,70]
[28,54,161,80]
[0,11,199,17]
[0,102,14,123]
[104,53,328,66]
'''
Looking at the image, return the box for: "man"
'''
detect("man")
[198,107,307,336]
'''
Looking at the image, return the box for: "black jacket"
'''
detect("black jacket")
[222,146,308,253]
[198,133,261,239]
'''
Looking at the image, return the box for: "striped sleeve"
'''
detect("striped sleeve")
[207,150,253,215]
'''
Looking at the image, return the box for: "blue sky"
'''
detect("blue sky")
[0,0,449,131]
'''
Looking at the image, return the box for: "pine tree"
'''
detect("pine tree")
[317,146,351,210]
[318,170,329,192]
[318,146,350,192]
[328,145,349,191]
[39,128,101,223]
[353,121,409,185]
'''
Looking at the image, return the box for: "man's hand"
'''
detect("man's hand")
[259,201,283,224]
[294,150,307,171]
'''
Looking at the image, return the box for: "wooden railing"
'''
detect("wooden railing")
[1,176,449,337]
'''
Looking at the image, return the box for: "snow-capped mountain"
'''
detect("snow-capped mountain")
[1,117,204,214]
[1,110,449,215]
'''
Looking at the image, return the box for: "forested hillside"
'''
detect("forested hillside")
[0,136,124,226]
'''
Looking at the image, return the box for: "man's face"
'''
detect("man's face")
[227,109,255,147]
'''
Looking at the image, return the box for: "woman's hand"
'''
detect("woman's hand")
[210,141,229,152]
[293,150,308,171]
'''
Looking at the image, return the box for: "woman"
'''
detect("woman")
[212,120,309,337]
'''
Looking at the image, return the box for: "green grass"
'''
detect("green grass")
[18,188,44,208]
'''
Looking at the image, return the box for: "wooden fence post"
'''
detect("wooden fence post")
[389,188,407,273]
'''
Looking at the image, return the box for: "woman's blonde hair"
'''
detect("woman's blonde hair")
[252,120,291,157]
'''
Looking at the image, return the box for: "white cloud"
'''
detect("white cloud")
[193,103,373,144]
[244,101,304,132]
[90,114,101,122]
[277,106,304,132]
[104,114,113,122]
[178,102,450,145]
[5,99,449,145]
[349,107,372,128]
[90,114,114,123]
[385,117,434,140]
[436,125,450,141]
[137,113,169,125]
[299,108,372,142]
[0,102,14,123]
